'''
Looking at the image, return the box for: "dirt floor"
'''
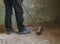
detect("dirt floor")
[0,25,60,44]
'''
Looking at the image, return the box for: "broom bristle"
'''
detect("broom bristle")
[36,26,43,35]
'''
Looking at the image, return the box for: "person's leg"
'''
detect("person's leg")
[12,0,30,34]
[12,0,24,32]
[4,0,13,33]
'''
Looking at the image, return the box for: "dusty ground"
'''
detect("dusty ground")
[0,25,60,44]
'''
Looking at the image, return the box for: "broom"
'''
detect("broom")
[19,0,43,35]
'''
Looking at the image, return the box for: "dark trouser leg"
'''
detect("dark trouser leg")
[12,0,24,32]
[4,0,13,31]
